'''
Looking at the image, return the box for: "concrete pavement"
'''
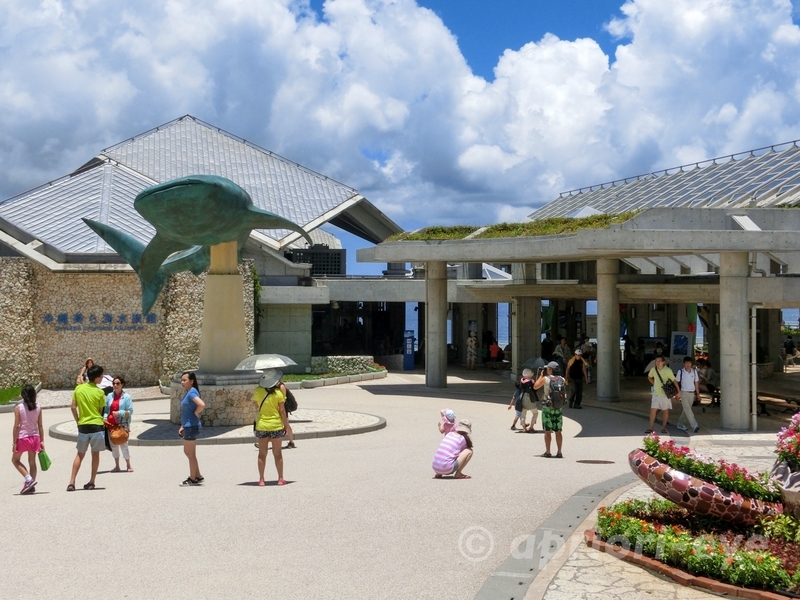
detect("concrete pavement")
[0,369,792,599]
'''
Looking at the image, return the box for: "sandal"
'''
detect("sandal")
[257,480,265,487]
[540,452,552,458]
[277,479,287,486]
[555,453,563,458]
[83,482,95,490]
[454,474,472,479]
[661,428,669,434]
[66,484,75,492]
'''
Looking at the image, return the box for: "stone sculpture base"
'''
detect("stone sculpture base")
[170,371,262,427]
[628,448,783,525]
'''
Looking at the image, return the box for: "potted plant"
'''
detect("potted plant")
[771,413,800,518]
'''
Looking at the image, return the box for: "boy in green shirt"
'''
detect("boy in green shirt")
[67,365,106,491]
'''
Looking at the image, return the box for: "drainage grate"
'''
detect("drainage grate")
[576,460,615,464]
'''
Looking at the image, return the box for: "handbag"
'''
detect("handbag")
[38,449,52,471]
[109,425,129,445]
[655,368,678,399]
[253,395,268,431]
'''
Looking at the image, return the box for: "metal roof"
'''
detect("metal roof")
[0,162,156,254]
[531,141,800,220]
[0,115,401,259]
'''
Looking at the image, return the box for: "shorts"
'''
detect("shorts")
[542,407,563,432]
[76,431,105,453]
[15,435,41,453]
[182,426,201,441]
[651,394,672,411]
[255,429,286,439]
[514,410,522,418]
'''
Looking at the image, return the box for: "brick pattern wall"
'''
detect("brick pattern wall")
[0,258,255,388]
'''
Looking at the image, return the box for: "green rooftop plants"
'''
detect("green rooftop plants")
[384,211,640,242]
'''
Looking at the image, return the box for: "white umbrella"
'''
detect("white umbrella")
[234,354,297,371]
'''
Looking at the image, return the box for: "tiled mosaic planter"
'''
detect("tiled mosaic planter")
[628,448,783,525]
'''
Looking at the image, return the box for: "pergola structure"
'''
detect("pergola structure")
[358,142,800,432]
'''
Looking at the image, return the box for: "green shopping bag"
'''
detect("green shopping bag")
[38,449,52,471]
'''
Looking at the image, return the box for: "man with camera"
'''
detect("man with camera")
[533,361,567,458]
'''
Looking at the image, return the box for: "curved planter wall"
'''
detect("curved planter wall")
[628,448,782,525]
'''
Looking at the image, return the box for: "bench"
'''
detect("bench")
[755,394,800,417]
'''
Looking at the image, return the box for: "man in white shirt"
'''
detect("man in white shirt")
[676,356,700,433]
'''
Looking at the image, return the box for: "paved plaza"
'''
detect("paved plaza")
[1,370,794,599]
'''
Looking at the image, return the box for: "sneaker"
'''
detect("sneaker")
[21,479,36,494]
[676,424,688,432]
[693,426,700,433]
[181,478,200,486]
[644,429,655,434]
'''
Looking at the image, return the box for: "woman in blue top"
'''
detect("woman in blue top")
[179,371,205,486]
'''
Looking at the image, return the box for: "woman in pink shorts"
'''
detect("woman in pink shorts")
[11,385,44,495]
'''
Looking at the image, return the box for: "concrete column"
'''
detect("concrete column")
[719,252,749,430]
[425,261,448,388]
[597,259,620,402]
[199,242,248,373]
[511,297,541,377]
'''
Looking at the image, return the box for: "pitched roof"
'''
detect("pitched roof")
[0,115,401,260]
[531,141,800,220]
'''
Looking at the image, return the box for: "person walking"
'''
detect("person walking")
[68,364,106,491]
[565,349,588,409]
[179,371,205,486]
[466,332,477,370]
[534,362,567,458]
[646,356,678,434]
[253,369,289,486]
[552,337,571,374]
[508,369,538,432]
[104,376,133,472]
[431,420,474,479]
[11,385,44,495]
[675,356,700,433]
[488,340,500,369]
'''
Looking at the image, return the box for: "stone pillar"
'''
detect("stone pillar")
[512,297,541,377]
[719,252,749,430]
[597,259,620,401]
[198,241,248,372]
[425,261,448,388]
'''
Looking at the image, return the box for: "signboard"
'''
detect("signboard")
[42,312,157,332]
[403,329,415,371]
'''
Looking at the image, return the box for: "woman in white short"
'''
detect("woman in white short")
[646,355,678,434]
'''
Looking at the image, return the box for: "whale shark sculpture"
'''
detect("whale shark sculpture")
[83,175,313,314]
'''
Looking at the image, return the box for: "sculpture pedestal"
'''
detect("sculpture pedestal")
[198,241,247,373]
[170,371,261,427]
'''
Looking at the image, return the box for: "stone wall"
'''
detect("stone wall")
[0,259,37,387]
[160,261,255,381]
[0,258,255,388]
[31,263,165,388]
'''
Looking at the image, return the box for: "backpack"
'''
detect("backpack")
[284,388,298,414]
[517,379,536,407]
[546,376,567,410]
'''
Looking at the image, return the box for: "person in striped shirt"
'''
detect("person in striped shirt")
[431,420,473,479]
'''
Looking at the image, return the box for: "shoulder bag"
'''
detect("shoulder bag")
[655,368,678,399]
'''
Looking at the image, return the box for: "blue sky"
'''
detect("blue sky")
[413,0,624,79]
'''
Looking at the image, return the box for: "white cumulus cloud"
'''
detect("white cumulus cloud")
[2,0,800,235]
